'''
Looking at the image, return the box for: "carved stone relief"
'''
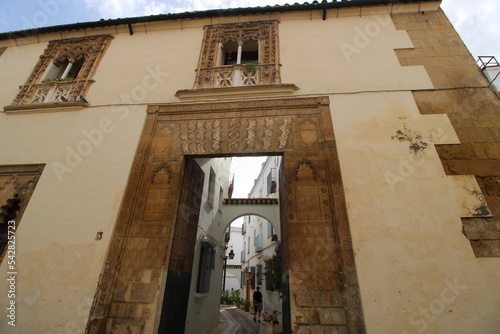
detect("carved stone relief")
[11,35,113,106]
[86,98,365,333]
[194,20,281,88]
[0,164,44,263]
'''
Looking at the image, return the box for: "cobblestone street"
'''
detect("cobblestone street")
[209,306,274,334]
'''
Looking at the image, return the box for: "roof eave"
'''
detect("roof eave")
[0,0,439,41]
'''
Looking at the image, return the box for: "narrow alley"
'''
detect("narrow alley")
[210,306,274,334]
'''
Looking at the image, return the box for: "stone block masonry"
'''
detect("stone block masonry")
[393,9,500,257]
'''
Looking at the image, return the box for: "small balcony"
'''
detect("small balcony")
[30,81,75,103]
[5,80,90,113]
[196,63,279,89]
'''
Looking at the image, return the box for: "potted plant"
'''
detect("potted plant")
[41,77,75,84]
[243,61,259,72]
[262,311,272,322]
[242,300,251,312]
[271,311,282,334]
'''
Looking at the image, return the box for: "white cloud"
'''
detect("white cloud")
[84,0,171,18]
[230,156,268,198]
[441,0,500,59]
[83,0,290,19]
[81,0,500,60]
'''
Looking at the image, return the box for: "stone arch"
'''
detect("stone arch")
[220,203,280,238]
[86,97,366,334]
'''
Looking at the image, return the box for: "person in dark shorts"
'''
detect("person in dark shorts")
[253,286,263,322]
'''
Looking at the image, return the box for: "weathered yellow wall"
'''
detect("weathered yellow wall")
[0,2,498,333]
[280,15,433,93]
[331,91,500,333]
[0,106,147,333]
[0,21,208,334]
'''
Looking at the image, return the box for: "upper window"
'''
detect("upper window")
[267,168,277,194]
[9,34,112,108]
[195,20,280,89]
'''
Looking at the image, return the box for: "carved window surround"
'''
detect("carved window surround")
[0,164,44,264]
[4,34,112,113]
[192,20,282,90]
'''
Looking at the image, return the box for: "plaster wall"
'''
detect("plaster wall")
[280,14,433,94]
[184,157,231,334]
[224,227,243,292]
[330,91,500,333]
[0,105,146,333]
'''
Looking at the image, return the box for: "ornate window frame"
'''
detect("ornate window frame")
[0,164,44,264]
[194,20,281,89]
[5,34,113,112]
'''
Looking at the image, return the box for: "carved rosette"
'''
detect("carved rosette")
[194,20,281,88]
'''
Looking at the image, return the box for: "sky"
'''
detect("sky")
[0,0,498,59]
[229,156,268,198]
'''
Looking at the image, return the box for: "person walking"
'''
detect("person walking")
[253,286,263,322]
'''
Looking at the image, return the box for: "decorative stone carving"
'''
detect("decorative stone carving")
[294,159,317,181]
[194,20,281,89]
[150,162,173,184]
[0,164,44,264]
[86,98,365,334]
[299,120,319,147]
[174,116,293,155]
[10,35,113,106]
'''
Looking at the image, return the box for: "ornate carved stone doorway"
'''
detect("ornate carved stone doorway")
[86,97,365,333]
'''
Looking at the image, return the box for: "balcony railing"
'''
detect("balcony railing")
[31,82,74,103]
[477,56,499,71]
[13,79,92,106]
[195,64,279,89]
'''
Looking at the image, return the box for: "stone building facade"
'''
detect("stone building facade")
[0,1,498,333]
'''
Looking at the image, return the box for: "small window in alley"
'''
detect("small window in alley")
[207,167,216,208]
[197,242,215,293]
[250,266,256,289]
[256,264,263,286]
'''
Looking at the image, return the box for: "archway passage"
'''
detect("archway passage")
[86,97,366,333]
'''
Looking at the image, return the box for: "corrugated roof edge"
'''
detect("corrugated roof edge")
[0,0,437,41]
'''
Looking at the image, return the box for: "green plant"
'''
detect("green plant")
[41,77,75,84]
[271,311,280,325]
[220,291,232,305]
[265,255,281,292]
[242,299,251,310]
[243,61,259,72]
[231,289,242,306]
